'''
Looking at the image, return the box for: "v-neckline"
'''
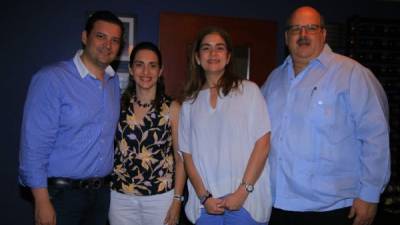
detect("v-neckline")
[130,102,154,127]
[201,88,219,112]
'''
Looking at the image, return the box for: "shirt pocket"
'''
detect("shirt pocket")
[309,95,352,144]
[310,97,335,127]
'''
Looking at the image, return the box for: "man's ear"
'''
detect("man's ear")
[81,31,88,46]
[322,28,327,43]
[284,31,289,46]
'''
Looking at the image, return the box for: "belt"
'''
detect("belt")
[48,176,110,190]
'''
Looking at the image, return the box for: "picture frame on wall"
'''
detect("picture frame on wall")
[118,15,135,61]
[116,61,130,92]
[115,15,135,92]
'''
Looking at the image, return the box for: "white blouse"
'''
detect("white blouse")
[179,80,272,223]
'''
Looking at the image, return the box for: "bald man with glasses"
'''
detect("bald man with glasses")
[261,6,390,225]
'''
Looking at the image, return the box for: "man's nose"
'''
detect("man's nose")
[104,39,112,49]
[299,27,307,36]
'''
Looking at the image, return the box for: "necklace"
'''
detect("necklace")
[133,96,154,108]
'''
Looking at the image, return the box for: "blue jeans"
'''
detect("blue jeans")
[48,186,110,225]
[196,207,267,225]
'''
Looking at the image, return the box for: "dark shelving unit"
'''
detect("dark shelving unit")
[347,17,400,223]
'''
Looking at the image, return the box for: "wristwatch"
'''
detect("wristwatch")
[240,181,254,193]
[199,191,212,204]
[173,194,184,202]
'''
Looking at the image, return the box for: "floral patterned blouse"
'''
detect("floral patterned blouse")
[110,95,175,195]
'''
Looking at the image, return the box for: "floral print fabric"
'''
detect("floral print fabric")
[111,96,174,195]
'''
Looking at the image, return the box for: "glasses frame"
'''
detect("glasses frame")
[286,24,324,35]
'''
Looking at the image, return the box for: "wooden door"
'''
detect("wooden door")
[159,12,277,98]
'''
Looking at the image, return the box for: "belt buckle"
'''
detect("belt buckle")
[91,179,102,189]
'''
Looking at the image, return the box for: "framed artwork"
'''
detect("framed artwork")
[118,72,130,91]
[118,15,135,61]
[115,61,130,92]
[116,15,135,92]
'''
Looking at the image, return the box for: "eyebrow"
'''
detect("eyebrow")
[133,60,159,64]
[200,43,227,47]
[95,31,121,39]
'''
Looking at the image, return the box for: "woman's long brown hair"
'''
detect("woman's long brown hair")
[182,26,242,102]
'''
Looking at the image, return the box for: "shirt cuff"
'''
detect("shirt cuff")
[19,173,48,188]
[359,186,382,203]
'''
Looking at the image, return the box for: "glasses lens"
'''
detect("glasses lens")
[288,24,321,34]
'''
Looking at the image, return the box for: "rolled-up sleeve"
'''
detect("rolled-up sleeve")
[19,69,60,188]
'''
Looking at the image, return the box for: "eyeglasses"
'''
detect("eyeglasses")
[287,24,323,35]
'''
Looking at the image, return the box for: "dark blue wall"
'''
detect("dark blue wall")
[2,0,399,224]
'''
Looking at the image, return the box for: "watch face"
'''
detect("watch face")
[246,184,254,192]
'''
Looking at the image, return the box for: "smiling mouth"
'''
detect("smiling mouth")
[207,59,220,63]
[139,77,153,82]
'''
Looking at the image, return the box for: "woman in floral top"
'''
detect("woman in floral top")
[109,42,186,225]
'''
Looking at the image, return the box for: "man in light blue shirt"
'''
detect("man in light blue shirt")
[19,11,124,225]
[261,6,390,225]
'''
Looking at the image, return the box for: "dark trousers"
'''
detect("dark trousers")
[48,185,110,225]
[269,207,353,225]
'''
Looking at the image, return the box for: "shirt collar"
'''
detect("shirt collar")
[283,44,334,70]
[73,50,116,79]
[313,44,334,67]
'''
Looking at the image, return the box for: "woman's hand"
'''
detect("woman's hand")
[164,199,182,225]
[223,187,248,211]
[204,197,225,214]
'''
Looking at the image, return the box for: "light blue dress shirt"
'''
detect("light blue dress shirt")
[19,50,120,188]
[261,44,390,211]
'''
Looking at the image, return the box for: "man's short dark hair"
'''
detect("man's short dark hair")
[85,11,124,37]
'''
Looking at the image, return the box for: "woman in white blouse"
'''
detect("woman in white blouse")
[179,27,272,225]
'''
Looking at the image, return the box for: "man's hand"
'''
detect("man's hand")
[35,199,56,225]
[348,198,377,225]
[32,188,56,225]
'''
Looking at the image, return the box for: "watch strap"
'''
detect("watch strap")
[199,191,212,204]
[173,194,184,202]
